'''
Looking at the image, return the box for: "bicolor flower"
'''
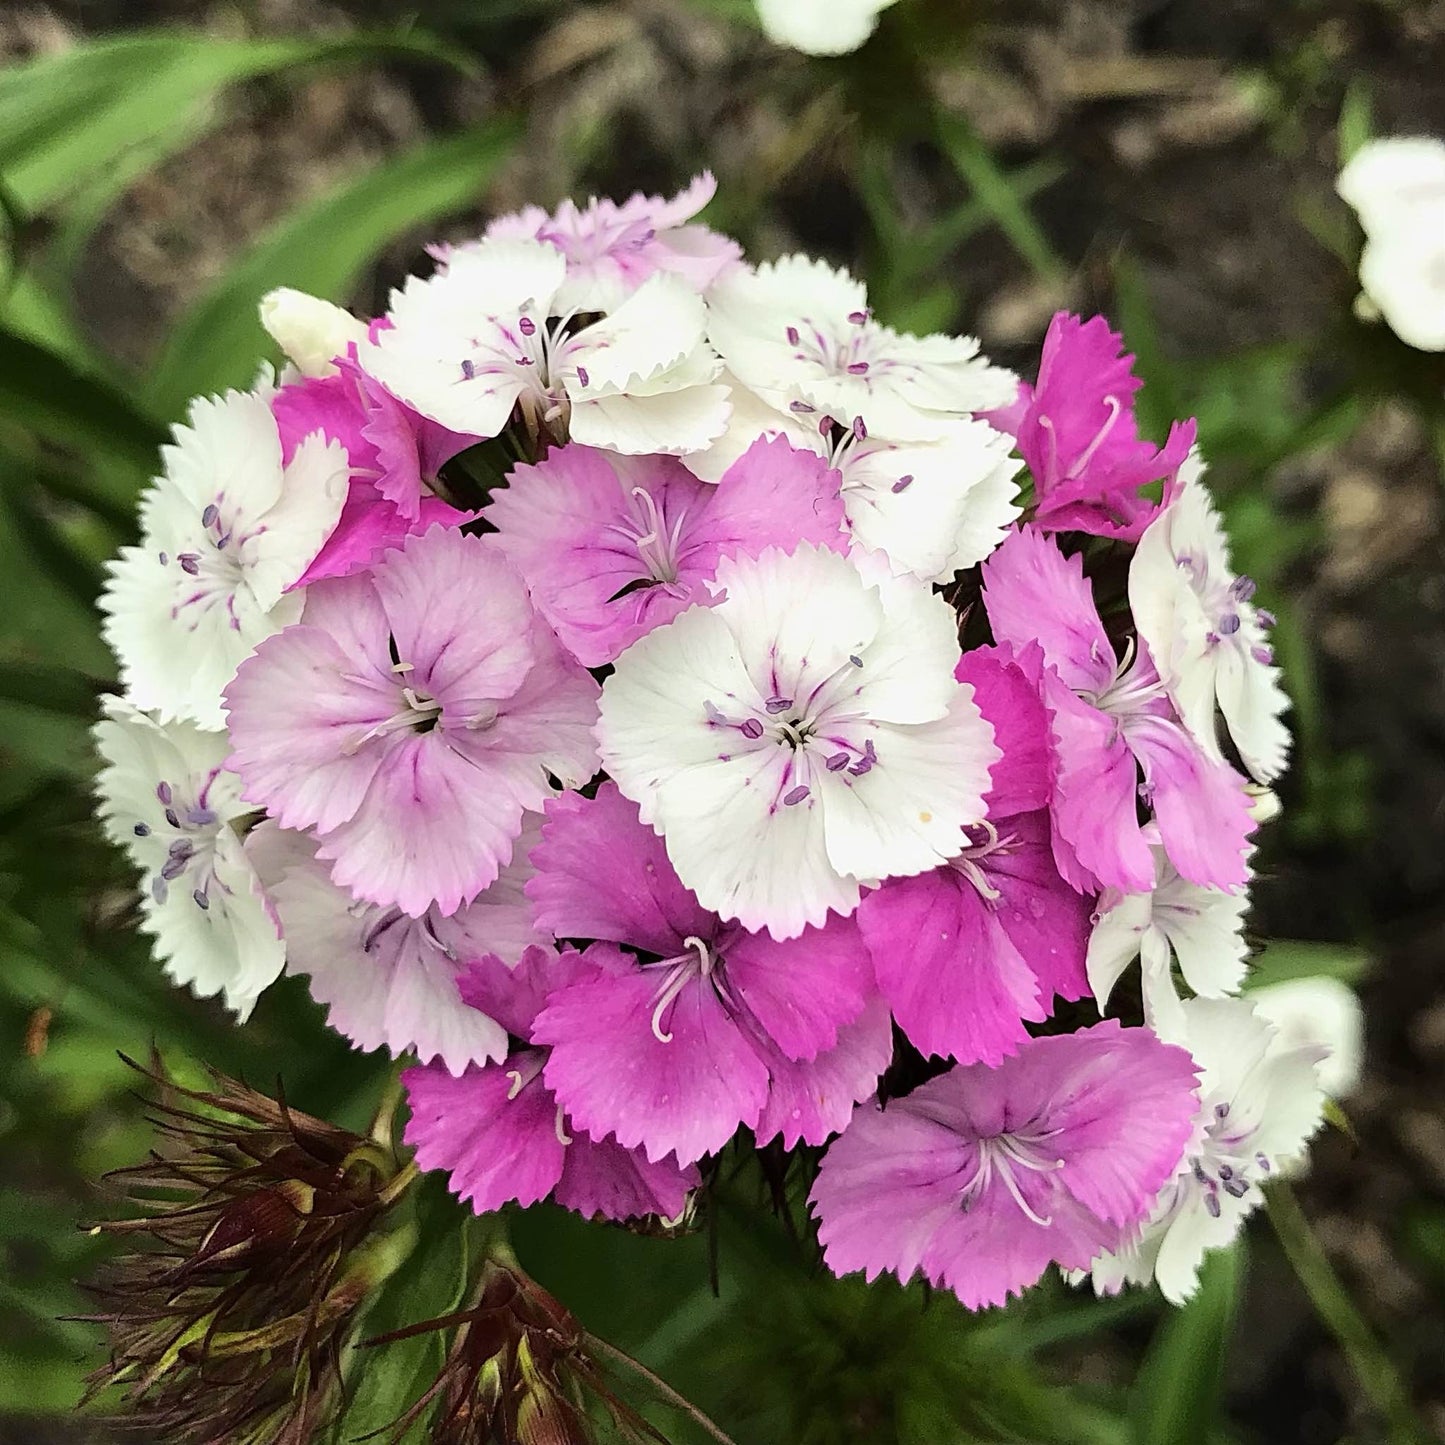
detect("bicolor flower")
[1337,136,1445,352]
[404,944,699,1221]
[811,1020,1200,1310]
[598,543,1000,939]
[1129,455,1291,783]
[1087,832,1252,1045]
[224,526,599,919]
[982,526,1255,894]
[359,239,731,456]
[984,312,1195,542]
[93,698,284,1019]
[858,643,1091,1065]
[100,385,350,731]
[1085,997,1325,1303]
[755,0,900,54]
[481,172,741,313]
[246,815,545,1075]
[704,255,1016,446]
[524,785,890,1166]
[483,437,845,667]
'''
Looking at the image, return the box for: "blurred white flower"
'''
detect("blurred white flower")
[1337,136,1445,352]
[755,0,900,55]
[259,288,368,378]
[1250,975,1365,1099]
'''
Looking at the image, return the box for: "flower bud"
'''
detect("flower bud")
[259,287,368,377]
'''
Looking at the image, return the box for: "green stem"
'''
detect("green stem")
[1266,1181,1429,1445]
[583,1331,740,1445]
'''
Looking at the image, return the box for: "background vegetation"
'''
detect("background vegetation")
[1,1,1443,1441]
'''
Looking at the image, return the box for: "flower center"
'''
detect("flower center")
[162,498,256,635]
[1189,1100,1269,1218]
[948,819,1016,904]
[140,774,224,913]
[603,486,691,596]
[959,1124,1066,1228]
[644,936,717,1044]
[1034,394,1122,488]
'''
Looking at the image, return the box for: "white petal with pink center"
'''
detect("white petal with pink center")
[598,544,998,939]
[93,698,284,1019]
[99,385,349,731]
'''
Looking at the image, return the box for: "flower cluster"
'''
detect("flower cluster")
[96,173,1327,1311]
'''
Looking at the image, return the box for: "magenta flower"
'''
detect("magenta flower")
[483,437,846,667]
[271,352,474,585]
[982,527,1254,894]
[810,1019,1200,1310]
[404,944,699,1221]
[525,784,891,1166]
[223,526,600,918]
[482,172,741,312]
[857,643,1091,1065]
[986,313,1195,542]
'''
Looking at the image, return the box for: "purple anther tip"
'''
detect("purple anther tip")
[192,889,210,911]
[740,718,765,739]
[201,503,220,528]
[826,752,851,771]
[576,365,590,388]
[156,782,173,805]
[891,474,914,494]
[783,785,810,806]
[461,358,476,380]
[786,326,801,346]
[764,697,793,715]
[1217,612,1241,636]
[847,362,869,376]
[852,415,867,440]
[518,315,537,336]
[847,309,869,325]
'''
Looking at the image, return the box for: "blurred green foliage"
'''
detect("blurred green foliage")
[0,9,1428,1444]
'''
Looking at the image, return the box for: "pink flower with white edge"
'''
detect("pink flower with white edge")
[358,239,731,457]
[271,353,475,583]
[246,814,545,1075]
[1129,452,1291,783]
[100,384,349,730]
[858,643,1091,1066]
[984,312,1195,543]
[597,543,999,939]
[224,526,599,919]
[525,785,891,1166]
[1085,997,1324,1304]
[1087,831,1251,1045]
[810,1019,1200,1310]
[982,526,1254,895]
[93,698,284,1020]
[481,172,741,313]
[404,944,699,1221]
[703,255,1017,446]
[483,436,845,667]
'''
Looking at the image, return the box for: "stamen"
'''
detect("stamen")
[506,1070,526,1100]
[849,654,863,667]
[460,358,475,381]
[786,326,800,346]
[847,309,870,325]
[178,554,201,576]
[852,415,867,440]
[1217,612,1241,636]
[783,785,810,806]
[576,365,589,388]
[1067,395,1122,478]
[192,888,210,911]
[826,752,851,771]
[151,877,168,905]
[847,362,869,376]
[765,696,793,714]
[891,474,914,494]
[740,718,764,740]
[156,782,173,805]
[554,1107,573,1146]
[518,316,537,336]
[133,822,150,837]
[201,504,219,528]
[790,400,816,414]
[1204,1190,1222,1218]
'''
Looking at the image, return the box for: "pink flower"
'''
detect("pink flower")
[404,944,699,1221]
[810,1019,1200,1310]
[857,644,1091,1065]
[483,437,845,667]
[986,313,1195,542]
[982,527,1254,894]
[525,784,891,1166]
[271,352,475,585]
[223,526,599,918]
[481,173,741,312]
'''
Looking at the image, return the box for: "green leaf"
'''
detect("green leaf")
[1246,939,1371,989]
[1129,1245,1243,1445]
[933,111,1065,283]
[146,118,522,418]
[1337,80,1374,168]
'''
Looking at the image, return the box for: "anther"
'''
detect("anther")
[783,785,810,806]
[201,504,219,528]
[786,326,800,346]
[576,365,589,387]
[192,888,210,911]
[460,358,475,380]
[740,718,764,739]
[891,474,914,494]
[518,316,536,336]
[826,752,851,771]
[852,415,867,440]
[765,696,793,714]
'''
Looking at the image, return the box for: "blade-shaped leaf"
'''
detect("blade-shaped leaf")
[146,118,521,418]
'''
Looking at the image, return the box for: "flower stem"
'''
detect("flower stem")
[582,1330,740,1445]
[1265,1181,1429,1445]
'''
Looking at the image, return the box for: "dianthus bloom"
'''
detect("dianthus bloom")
[598,544,999,938]
[100,385,349,730]
[526,784,891,1164]
[482,172,741,312]
[224,526,598,918]
[1085,998,1324,1303]
[811,1021,1200,1309]
[404,944,699,1221]
[93,699,283,1018]
[483,437,845,666]
[359,240,730,455]
[983,312,1195,542]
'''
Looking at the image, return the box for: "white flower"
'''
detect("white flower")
[99,385,349,731]
[247,816,546,1076]
[597,543,999,940]
[1087,996,1325,1304]
[259,287,369,378]
[703,255,1016,445]
[1087,838,1251,1044]
[93,698,284,1019]
[1337,137,1445,352]
[756,0,900,55]
[1250,976,1364,1099]
[359,239,732,456]
[1130,453,1291,782]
